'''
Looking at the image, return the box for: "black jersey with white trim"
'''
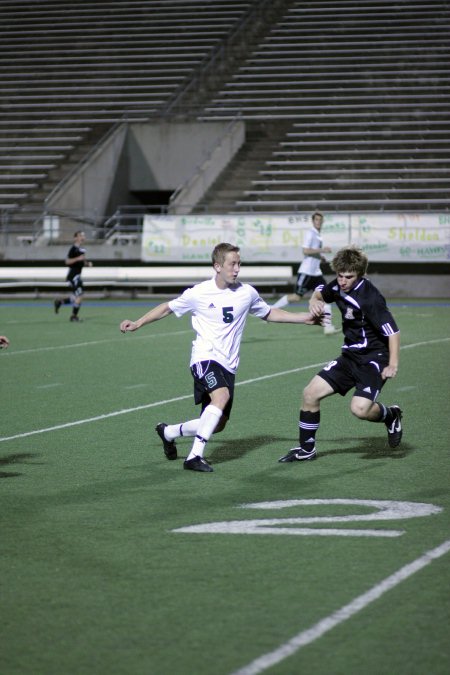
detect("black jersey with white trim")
[66,244,86,281]
[320,277,399,354]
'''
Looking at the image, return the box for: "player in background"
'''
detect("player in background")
[54,231,93,322]
[120,242,322,473]
[279,245,403,463]
[272,211,338,335]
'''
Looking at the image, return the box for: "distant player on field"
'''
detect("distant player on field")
[54,230,92,322]
[279,245,403,463]
[120,242,322,473]
[272,211,338,335]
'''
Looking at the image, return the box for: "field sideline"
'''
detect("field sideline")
[1,298,449,675]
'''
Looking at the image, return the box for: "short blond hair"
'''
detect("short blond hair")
[212,242,240,266]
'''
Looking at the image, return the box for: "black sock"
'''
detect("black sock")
[72,306,80,317]
[378,403,393,424]
[299,410,320,451]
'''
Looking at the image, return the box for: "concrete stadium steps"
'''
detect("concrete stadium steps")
[198,0,450,212]
[0,0,260,214]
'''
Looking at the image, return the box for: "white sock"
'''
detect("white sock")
[323,303,332,325]
[164,419,199,440]
[272,294,289,308]
[186,404,222,460]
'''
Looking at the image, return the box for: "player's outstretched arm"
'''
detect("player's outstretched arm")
[265,308,320,325]
[120,302,173,333]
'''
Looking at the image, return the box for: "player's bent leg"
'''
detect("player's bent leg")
[302,375,334,410]
[213,414,229,434]
[350,396,376,420]
[279,376,334,463]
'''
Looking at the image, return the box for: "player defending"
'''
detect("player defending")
[272,211,337,334]
[54,231,92,322]
[279,245,403,463]
[120,242,322,473]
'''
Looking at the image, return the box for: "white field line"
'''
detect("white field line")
[0,329,192,356]
[0,362,325,443]
[230,538,450,675]
[1,337,449,444]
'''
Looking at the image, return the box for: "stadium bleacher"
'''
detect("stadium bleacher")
[0,0,263,236]
[199,0,450,212]
[1,0,450,261]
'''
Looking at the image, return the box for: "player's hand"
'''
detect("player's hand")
[303,312,323,325]
[382,364,398,380]
[0,335,10,349]
[309,299,325,317]
[120,320,137,333]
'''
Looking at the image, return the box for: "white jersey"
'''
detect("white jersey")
[298,226,324,276]
[168,277,271,373]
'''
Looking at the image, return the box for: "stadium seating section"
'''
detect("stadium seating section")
[1,0,449,244]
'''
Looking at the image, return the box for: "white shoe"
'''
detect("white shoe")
[324,325,338,335]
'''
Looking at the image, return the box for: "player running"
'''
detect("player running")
[279,245,403,463]
[120,242,321,472]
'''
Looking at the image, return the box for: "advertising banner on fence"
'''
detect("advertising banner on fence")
[142,213,450,262]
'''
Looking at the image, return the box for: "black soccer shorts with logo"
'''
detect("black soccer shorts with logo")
[318,350,389,401]
[191,360,235,417]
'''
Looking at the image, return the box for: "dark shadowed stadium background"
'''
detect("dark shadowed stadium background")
[1,1,449,674]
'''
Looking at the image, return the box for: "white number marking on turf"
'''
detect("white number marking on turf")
[172,499,442,538]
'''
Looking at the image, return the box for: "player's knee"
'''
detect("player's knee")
[302,383,319,407]
[350,398,371,419]
[210,388,230,410]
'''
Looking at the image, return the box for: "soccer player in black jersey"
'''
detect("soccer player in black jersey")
[54,231,92,322]
[279,245,403,462]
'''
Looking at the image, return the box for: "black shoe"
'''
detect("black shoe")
[278,447,317,462]
[155,422,177,460]
[385,405,403,447]
[183,456,213,472]
[70,315,81,322]
[54,299,62,314]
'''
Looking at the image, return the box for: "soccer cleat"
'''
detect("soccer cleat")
[385,405,403,448]
[70,315,80,322]
[155,422,177,460]
[183,455,213,472]
[54,299,62,314]
[278,447,317,462]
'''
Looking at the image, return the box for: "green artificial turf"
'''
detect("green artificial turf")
[1,298,449,675]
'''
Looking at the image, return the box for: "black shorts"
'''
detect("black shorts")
[68,274,83,297]
[295,273,326,297]
[317,351,389,401]
[191,360,235,418]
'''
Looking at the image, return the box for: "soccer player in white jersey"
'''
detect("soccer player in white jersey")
[120,242,320,472]
[272,211,337,334]
[279,245,403,463]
